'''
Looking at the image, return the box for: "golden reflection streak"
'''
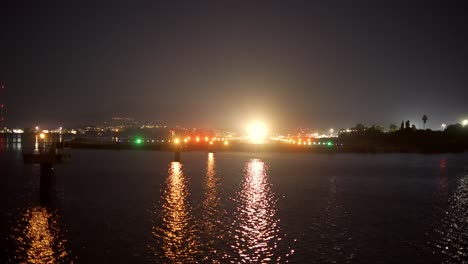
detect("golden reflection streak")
[200,152,223,260]
[230,159,285,263]
[13,207,68,264]
[154,161,198,263]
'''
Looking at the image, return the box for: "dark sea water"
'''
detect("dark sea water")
[1,135,468,263]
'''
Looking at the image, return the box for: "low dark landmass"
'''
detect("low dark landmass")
[338,124,468,153]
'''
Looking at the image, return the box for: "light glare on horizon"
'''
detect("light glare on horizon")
[246,122,268,144]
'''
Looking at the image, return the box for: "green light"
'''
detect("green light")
[327,142,333,146]
[135,138,143,145]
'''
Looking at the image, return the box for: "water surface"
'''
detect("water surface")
[1,135,467,263]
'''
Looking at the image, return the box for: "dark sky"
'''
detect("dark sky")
[1,0,467,131]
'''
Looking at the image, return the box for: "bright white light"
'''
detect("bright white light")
[463,119,468,126]
[246,122,268,144]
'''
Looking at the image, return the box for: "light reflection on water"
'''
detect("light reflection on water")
[10,206,69,263]
[198,152,225,261]
[228,159,292,263]
[435,173,468,263]
[151,161,199,263]
[0,134,22,151]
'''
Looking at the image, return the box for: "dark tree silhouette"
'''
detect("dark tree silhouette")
[405,120,410,129]
[352,123,367,132]
[400,121,405,130]
[389,124,398,132]
[422,115,428,129]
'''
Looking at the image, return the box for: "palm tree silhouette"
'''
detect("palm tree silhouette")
[422,115,428,129]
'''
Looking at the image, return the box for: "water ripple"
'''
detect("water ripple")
[150,161,200,263]
[8,206,70,264]
[227,159,294,263]
[434,174,468,263]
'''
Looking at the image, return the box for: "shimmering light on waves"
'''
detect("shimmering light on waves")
[200,152,224,257]
[434,174,468,262]
[228,159,294,262]
[11,207,69,263]
[209,141,213,145]
[224,141,229,145]
[152,162,198,262]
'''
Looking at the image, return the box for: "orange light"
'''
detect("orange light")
[205,137,209,142]
[39,133,45,139]
[184,138,188,143]
[224,141,229,146]
[209,141,213,145]
[196,137,200,142]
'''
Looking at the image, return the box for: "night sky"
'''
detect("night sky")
[1,1,467,131]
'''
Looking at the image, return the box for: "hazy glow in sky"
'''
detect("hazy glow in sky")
[0,1,467,129]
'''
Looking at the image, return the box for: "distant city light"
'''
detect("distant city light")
[135,138,143,144]
[174,138,180,144]
[196,136,200,142]
[246,122,268,144]
[441,123,447,130]
[39,133,45,139]
[463,119,468,126]
[224,141,229,146]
